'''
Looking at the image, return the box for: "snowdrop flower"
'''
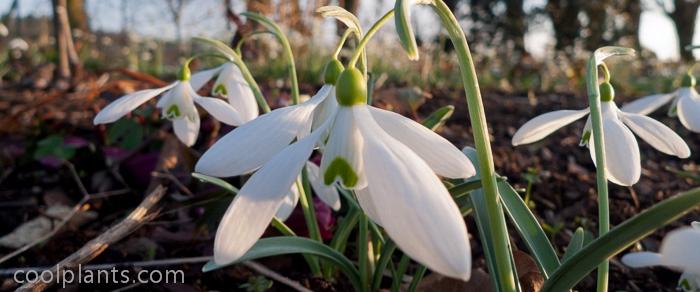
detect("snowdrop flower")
[201,67,476,280]
[621,73,700,133]
[191,62,259,123]
[622,225,700,291]
[0,23,8,37]
[512,82,690,186]
[274,162,341,221]
[94,65,244,146]
[194,59,343,177]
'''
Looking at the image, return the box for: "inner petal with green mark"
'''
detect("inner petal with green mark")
[214,83,227,96]
[165,104,181,119]
[324,157,359,188]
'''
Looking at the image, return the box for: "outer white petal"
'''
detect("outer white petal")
[93,83,175,124]
[306,162,340,211]
[621,252,663,268]
[620,111,690,158]
[369,107,475,178]
[320,107,366,189]
[195,98,322,177]
[354,187,382,225]
[214,63,259,122]
[659,228,700,275]
[173,114,200,146]
[677,88,700,133]
[193,95,244,126]
[512,109,590,146]
[355,105,471,281]
[190,66,224,91]
[311,85,337,130]
[620,92,676,115]
[213,121,328,265]
[275,180,301,221]
[589,102,640,186]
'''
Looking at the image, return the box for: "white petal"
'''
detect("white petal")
[306,162,341,211]
[214,63,259,122]
[157,82,198,119]
[355,105,471,281]
[677,88,700,133]
[369,107,476,179]
[93,83,175,124]
[213,121,328,264]
[621,252,663,268]
[354,187,383,225]
[320,107,366,189]
[195,100,320,177]
[590,103,640,186]
[311,85,337,130]
[190,66,223,91]
[173,114,200,146]
[660,228,700,275]
[275,180,301,221]
[512,109,590,146]
[620,92,676,115]
[620,111,690,158]
[193,95,245,126]
[579,116,592,146]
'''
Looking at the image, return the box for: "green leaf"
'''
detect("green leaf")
[203,237,362,291]
[316,6,362,35]
[192,172,239,194]
[561,227,585,262]
[421,105,454,130]
[542,186,700,292]
[394,0,421,60]
[34,134,76,161]
[499,181,560,277]
[107,119,143,150]
[371,240,397,292]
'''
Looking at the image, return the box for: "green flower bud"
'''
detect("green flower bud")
[335,67,366,106]
[682,73,696,87]
[178,64,191,81]
[323,59,344,85]
[599,82,614,102]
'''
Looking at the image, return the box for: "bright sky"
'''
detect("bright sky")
[0,0,696,61]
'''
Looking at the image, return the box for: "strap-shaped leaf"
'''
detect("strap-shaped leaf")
[192,172,238,194]
[203,237,362,291]
[542,186,700,292]
[498,181,560,277]
[561,227,585,262]
[422,105,454,130]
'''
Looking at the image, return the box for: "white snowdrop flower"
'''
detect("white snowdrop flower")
[512,82,690,186]
[274,162,341,221]
[622,225,700,292]
[203,67,476,281]
[93,66,244,146]
[0,23,8,37]
[9,38,28,51]
[194,59,343,177]
[190,62,259,123]
[621,73,700,133]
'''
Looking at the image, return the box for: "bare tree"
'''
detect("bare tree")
[52,0,81,87]
[164,0,191,52]
[656,0,700,61]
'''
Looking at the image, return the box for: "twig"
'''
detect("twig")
[16,185,167,291]
[151,171,194,197]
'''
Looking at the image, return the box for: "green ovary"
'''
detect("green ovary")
[324,157,359,187]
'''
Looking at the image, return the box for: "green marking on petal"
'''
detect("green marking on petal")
[214,83,228,96]
[579,130,591,146]
[324,157,359,187]
[680,278,691,291]
[165,104,181,119]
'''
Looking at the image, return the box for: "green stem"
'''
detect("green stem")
[371,240,397,292]
[586,59,610,292]
[407,265,427,292]
[391,255,410,292]
[235,30,270,55]
[430,1,517,290]
[241,12,300,104]
[348,10,395,68]
[296,174,322,276]
[358,213,370,290]
[271,218,295,236]
[334,29,354,58]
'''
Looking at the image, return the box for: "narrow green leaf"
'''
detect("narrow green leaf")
[421,105,454,130]
[192,172,238,194]
[407,265,427,292]
[499,181,560,277]
[203,237,362,291]
[372,240,397,292]
[542,187,700,292]
[561,227,585,262]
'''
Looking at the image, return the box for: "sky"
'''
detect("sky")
[0,0,695,61]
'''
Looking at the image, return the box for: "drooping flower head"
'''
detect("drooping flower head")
[622,224,700,291]
[512,81,690,186]
[94,62,245,146]
[621,72,700,133]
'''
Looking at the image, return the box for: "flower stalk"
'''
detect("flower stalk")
[299,168,323,276]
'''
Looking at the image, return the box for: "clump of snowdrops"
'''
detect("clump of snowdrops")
[93,1,700,291]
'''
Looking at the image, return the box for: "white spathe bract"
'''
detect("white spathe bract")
[94,79,244,146]
[195,84,336,177]
[512,101,690,186]
[208,93,475,280]
[621,87,700,133]
[622,227,700,291]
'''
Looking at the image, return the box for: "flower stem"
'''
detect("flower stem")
[431,1,517,290]
[358,213,370,289]
[334,29,354,59]
[297,172,323,277]
[241,12,300,104]
[586,59,610,292]
[348,10,395,68]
